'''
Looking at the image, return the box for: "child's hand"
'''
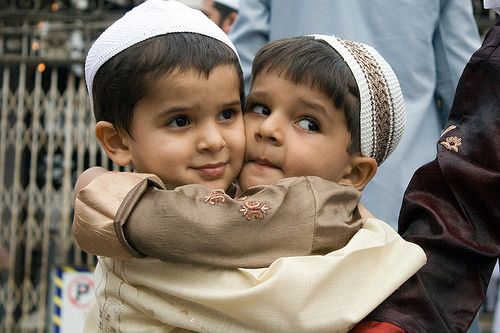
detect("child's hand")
[358,203,375,219]
[74,166,110,199]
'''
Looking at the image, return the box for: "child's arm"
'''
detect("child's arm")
[73,174,364,266]
[120,176,363,267]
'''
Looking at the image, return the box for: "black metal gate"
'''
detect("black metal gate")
[0,1,132,331]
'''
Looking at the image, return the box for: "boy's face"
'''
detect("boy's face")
[239,72,355,190]
[124,65,245,190]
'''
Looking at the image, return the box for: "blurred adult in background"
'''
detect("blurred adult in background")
[229,0,480,230]
[201,0,239,34]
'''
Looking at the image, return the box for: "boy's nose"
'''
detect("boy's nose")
[197,123,226,152]
[254,115,283,145]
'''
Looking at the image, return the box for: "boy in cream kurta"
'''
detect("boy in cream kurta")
[75,2,425,331]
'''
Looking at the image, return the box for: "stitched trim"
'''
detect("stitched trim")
[342,40,392,164]
[440,136,462,152]
[239,200,270,221]
[114,178,163,258]
[441,124,457,136]
[305,177,318,255]
[202,190,227,205]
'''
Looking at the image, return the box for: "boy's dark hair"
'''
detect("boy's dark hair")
[92,32,244,136]
[251,36,361,154]
[214,1,237,24]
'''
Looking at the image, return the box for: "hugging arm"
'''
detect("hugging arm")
[74,174,365,267]
[117,176,364,267]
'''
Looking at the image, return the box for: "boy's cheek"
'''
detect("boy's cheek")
[231,122,246,167]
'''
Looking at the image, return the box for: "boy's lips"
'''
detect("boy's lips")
[194,162,227,178]
[251,158,280,169]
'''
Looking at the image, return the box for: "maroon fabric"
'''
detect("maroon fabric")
[364,22,500,332]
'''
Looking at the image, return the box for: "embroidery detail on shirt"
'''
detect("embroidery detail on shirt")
[239,201,270,220]
[99,299,123,333]
[203,190,226,205]
[178,309,211,333]
[441,124,457,136]
[440,136,462,152]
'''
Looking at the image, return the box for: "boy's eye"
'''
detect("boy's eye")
[297,118,320,132]
[218,109,235,121]
[167,116,190,128]
[251,105,271,116]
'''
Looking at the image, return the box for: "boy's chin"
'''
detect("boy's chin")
[238,174,278,191]
[161,177,233,191]
[196,179,234,191]
[238,162,284,191]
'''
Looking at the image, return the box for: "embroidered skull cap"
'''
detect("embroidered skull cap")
[312,34,405,165]
[85,0,239,111]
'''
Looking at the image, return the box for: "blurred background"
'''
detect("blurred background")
[0,0,496,332]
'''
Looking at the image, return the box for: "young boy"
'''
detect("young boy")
[75,7,425,331]
[78,0,247,330]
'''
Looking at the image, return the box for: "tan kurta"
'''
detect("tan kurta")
[73,173,426,332]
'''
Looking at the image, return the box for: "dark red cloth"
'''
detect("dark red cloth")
[363,22,500,332]
[350,321,406,333]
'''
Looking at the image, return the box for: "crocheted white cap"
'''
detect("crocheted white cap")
[85,0,239,110]
[214,0,239,11]
[312,34,405,165]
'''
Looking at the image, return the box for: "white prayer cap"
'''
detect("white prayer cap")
[214,0,239,11]
[484,0,500,15]
[85,0,238,109]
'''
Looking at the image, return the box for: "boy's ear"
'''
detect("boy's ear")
[221,12,238,34]
[95,121,132,166]
[338,155,378,191]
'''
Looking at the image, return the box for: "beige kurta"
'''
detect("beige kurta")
[85,219,425,333]
[74,173,426,332]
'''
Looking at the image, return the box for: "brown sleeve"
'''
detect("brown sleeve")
[118,176,363,268]
[72,172,165,259]
[114,176,166,257]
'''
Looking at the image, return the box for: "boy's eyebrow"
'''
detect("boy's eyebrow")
[248,90,334,119]
[154,99,242,119]
[247,89,267,102]
[295,97,332,118]
[221,99,243,108]
[154,107,188,119]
